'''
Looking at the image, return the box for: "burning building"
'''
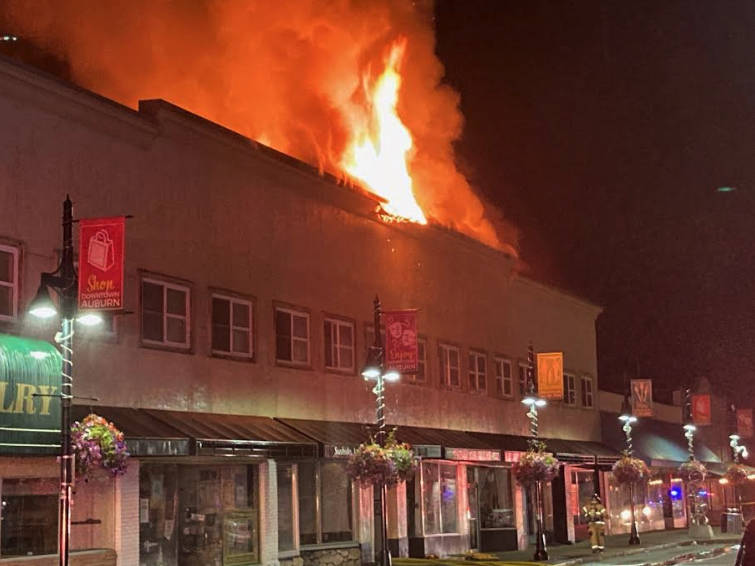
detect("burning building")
[0,11,616,566]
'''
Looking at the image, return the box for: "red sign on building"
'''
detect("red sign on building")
[78,217,125,311]
[631,379,653,417]
[691,394,712,426]
[383,310,418,373]
[737,409,754,439]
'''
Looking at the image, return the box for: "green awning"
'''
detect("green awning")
[0,333,62,454]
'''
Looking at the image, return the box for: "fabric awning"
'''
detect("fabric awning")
[0,333,62,455]
[467,431,621,464]
[600,411,721,467]
[72,406,317,458]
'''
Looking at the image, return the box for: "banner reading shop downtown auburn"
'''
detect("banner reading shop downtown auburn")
[692,394,712,426]
[737,409,754,439]
[78,217,125,311]
[383,310,418,373]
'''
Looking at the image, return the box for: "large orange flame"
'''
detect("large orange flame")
[341,40,426,224]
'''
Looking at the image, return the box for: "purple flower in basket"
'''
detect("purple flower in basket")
[70,414,130,480]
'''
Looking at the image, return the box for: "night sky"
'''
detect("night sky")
[435,0,755,400]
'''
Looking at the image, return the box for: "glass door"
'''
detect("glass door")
[467,467,479,551]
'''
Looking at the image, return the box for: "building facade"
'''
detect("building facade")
[0,55,609,566]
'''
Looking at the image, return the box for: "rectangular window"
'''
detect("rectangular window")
[298,461,353,545]
[494,357,513,397]
[141,277,190,348]
[421,462,459,535]
[324,318,354,372]
[581,376,594,408]
[277,464,296,552]
[564,374,577,405]
[439,344,460,388]
[518,363,528,396]
[275,306,310,365]
[212,294,253,358]
[0,478,58,557]
[0,244,19,321]
[479,467,515,529]
[415,338,427,382]
[468,351,487,392]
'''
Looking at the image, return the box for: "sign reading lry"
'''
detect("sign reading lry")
[78,217,125,310]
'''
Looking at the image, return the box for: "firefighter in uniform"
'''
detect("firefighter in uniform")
[583,494,607,552]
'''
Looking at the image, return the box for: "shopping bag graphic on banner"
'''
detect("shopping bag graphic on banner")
[87,230,115,271]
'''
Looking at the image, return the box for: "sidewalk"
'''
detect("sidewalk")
[392,528,741,566]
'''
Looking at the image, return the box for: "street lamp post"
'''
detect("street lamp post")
[729,433,748,515]
[521,344,548,561]
[361,296,399,566]
[28,196,102,566]
[618,393,640,545]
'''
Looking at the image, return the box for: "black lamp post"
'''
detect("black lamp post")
[521,344,548,561]
[361,295,399,566]
[28,196,102,566]
[729,433,748,514]
[619,393,640,545]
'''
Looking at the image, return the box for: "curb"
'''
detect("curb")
[551,538,741,566]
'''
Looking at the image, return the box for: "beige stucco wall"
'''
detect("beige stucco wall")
[0,58,601,441]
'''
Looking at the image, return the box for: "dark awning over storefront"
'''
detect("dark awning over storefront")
[600,411,721,467]
[72,406,317,458]
[278,419,501,461]
[467,431,621,465]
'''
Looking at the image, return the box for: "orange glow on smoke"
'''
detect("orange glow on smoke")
[341,40,426,224]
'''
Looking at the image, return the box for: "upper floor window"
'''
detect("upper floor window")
[468,351,487,392]
[494,357,513,397]
[518,363,528,396]
[324,317,354,372]
[564,373,577,406]
[212,293,253,359]
[439,343,460,388]
[276,306,310,365]
[0,244,19,322]
[415,338,427,383]
[581,376,594,408]
[141,276,190,349]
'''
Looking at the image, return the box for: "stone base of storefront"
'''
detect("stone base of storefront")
[280,556,305,566]
[409,535,468,558]
[300,544,361,566]
[0,549,117,566]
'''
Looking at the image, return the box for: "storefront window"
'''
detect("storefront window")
[572,470,595,526]
[479,467,515,529]
[298,460,353,545]
[139,464,258,566]
[0,478,58,557]
[421,462,459,535]
[277,464,296,552]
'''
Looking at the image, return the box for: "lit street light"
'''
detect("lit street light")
[618,392,640,545]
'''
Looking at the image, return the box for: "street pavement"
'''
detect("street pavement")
[579,541,738,566]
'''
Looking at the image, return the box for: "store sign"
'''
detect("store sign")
[324,445,355,458]
[444,447,501,462]
[383,310,418,373]
[537,352,563,400]
[631,379,653,417]
[691,394,712,426]
[737,409,754,439]
[78,216,125,311]
[504,451,522,463]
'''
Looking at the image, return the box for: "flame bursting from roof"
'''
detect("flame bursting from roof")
[0,0,516,254]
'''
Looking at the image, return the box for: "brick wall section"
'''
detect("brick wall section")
[0,549,116,566]
[114,459,139,566]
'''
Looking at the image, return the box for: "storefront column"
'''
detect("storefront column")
[386,482,408,557]
[115,458,140,566]
[356,482,375,564]
[260,459,280,566]
[514,483,527,550]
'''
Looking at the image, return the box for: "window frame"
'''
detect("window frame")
[297,459,355,547]
[468,350,487,393]
[274,304,311,367]
[517,362,529,397]
[139,274,192,351]
[494,356,513,398]
[581,375,594,408]
[210,290,255,361]
[323,315,356,374]
[0,243,20,322]
[563,373,577,406]
[421,461,460,535]
[438,342,461,389]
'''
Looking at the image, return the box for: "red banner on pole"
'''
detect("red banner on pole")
[537,352,563,400]
[78,217,125,311]
[691,394,712,426]
[631,379,653,417]
[383,310,418,373]
[737,409,754,439]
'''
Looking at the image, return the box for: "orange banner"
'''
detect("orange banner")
[737,409,753,439]
[692,394,712,426]
[537,352,563,400]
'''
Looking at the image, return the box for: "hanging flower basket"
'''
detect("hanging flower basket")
[725,463,749,485]
[513,448,560,487]
[347,431,416,487]
[679,458,707,483]
[612,454,649,484]
[71,414,129,479]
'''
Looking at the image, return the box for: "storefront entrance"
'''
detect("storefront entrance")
[468,466,517,552]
